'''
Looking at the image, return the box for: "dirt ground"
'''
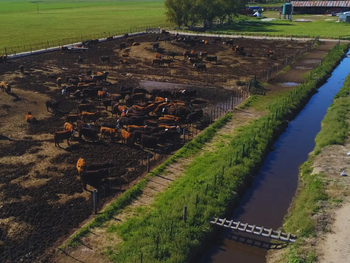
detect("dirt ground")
[0,34,321,262]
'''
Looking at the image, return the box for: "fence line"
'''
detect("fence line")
[2,23,171,56]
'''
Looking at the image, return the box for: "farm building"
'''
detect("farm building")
[291,1,350,14]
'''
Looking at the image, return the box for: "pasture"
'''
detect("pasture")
[211,17,350,39]
[0,33,312,261]
[0,0,167,52]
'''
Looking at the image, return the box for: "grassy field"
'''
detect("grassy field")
[0,0,349,54]
[0,0,167,53]
[211,16,350,39]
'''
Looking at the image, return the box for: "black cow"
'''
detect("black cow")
[118,117,131,126]
[46,99,60,114]
[64,85,79,96]
[92,72,108,82]
[85,162,113,171]
[206,56,217,63]
[102,99,115,111]
[186,109,203,123]
[54,130,72,147]
[181,89,197,99]
[152,59,162,67]
[83,88,99,99]
[141,134,158,149]
[133,88,147,94]
[213,37,221,43]
[157,90,172,98]
[187,53,198,59]
[193,63,206,72]
[78,103,95,113]
[132,130,150,144]
[167,51,177,59]
[161,59,173,67]
[100,122,118,129]
[152,42,160,51]
[225,39,234,46]
[120,42,126,50]
[79,128,99,141]
[99,56,110,63]
[80,168,109,190]
[60,46,68,53]
[161,30,170,36]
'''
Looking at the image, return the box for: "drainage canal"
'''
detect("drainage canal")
[201,50,350,263]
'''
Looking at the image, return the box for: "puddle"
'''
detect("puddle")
[282,82,300,86]
[295,66,313,70]
[303,59,322,64]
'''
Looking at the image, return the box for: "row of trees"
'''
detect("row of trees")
[165,0,248,28]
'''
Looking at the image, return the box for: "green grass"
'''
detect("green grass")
[210,18,350,39]
[0,0,167,53]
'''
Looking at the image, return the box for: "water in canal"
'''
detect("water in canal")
[201,50,350,263]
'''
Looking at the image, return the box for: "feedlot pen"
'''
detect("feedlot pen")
[0,33,311,262]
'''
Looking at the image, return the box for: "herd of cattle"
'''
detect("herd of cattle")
[59,31,276,75]
[20,71,204,152]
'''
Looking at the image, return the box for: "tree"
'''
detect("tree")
[165,0,249,29]
[165,0,185,28]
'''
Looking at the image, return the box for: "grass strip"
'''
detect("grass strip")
[281,62,350,263]
[104,45,348,262]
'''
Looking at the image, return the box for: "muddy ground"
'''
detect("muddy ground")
[0,34,311,262]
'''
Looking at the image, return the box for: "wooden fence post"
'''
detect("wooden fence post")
[93,189,98,214]
[242,143,245,157]
[183,206,187,223]
[205,183,209,196]
[183,128,186,144]
[147,153,151,173]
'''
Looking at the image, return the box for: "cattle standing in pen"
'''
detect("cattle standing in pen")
[54,130,73,147]
[25,111,38,124]
[80,168,109,190]
[46,99,60,114]
[193,63,206,72]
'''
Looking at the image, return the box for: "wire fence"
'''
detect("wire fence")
[2,23,171,56]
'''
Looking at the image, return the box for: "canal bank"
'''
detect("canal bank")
[200,45,350,263]
[268,53,350,262]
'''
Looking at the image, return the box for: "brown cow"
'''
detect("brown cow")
[97,90,108,100]
[25,111,38,124]
[76,157,86,175]
[100,126,117,141]
[127,125,147,133]
[64,122,74,132]
[120,129,133,145]
[81,111,100,124]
